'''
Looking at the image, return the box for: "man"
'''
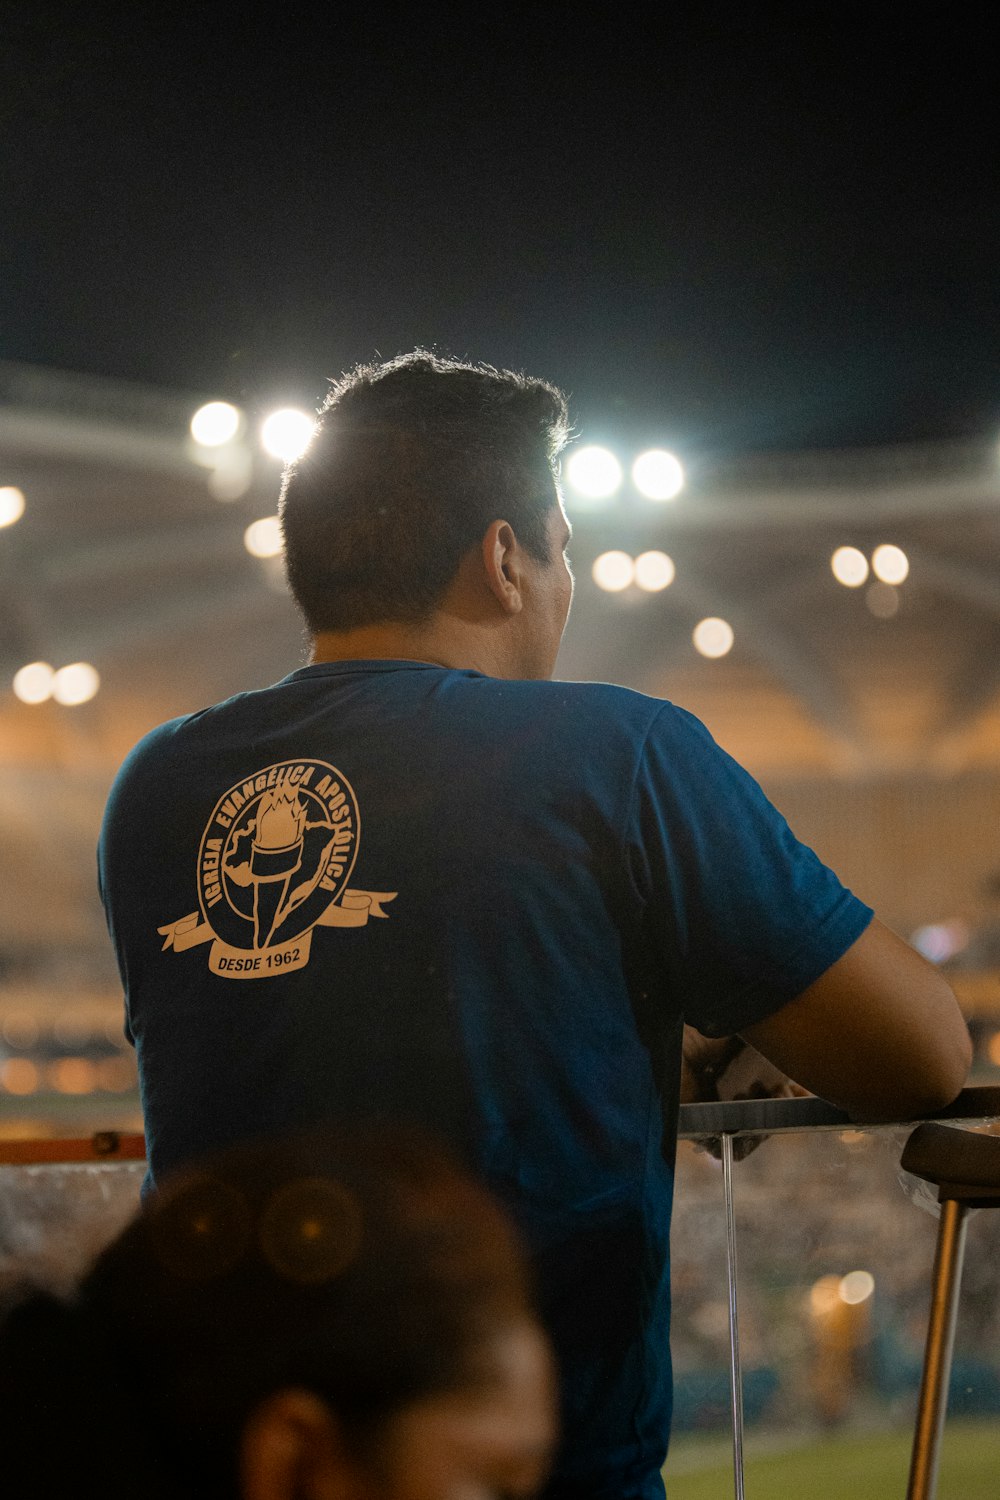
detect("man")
[99,352,970,1500]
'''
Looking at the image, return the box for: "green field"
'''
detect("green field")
[663,1418,999,1499]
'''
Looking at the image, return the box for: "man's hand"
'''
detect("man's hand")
[681,1025,808,1159]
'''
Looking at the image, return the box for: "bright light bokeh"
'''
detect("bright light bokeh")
[866,581,900,619]
[809,1274,841,1316]
[988,1031,1000,1068]
[52,662,100,706]
[831,546,869,587]
[244,515,284,558]
[632,449,684,501]
[0,486,25,527]
[634,550,675,591]
[592,551,635,592]
[839,1270,875,1305]
[49,1057,98,1094]
[872,543,909,584]
[1,1058,40,1095]
[911,920,968,964]
[207,448,254,502]
[693,617,734,658]
[190,401,241,447]
[566,446,623,501]
[261,408,315,463]
[2,1013,39,1048]
[13,661,54,704]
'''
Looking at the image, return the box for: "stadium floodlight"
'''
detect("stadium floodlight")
[12,661,54,704]
[871,543,909,584]
[190,401,241,447]
[592,551,635,592]
[52,662,100,706]
[0,486,26,527]
[692,617,734,659]
[261,408,315,463]
[634,551,675,591]
[632,450,684,501]
[565,446,623,503]
[830,546,868,587]
[244,515,284,558]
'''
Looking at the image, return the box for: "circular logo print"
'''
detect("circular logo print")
[197,759,360,952]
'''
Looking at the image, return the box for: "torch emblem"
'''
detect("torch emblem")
[250,788,308,947]
[157,758,396,979]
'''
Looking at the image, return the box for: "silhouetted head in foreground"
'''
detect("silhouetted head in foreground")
[0,1129,555,1500]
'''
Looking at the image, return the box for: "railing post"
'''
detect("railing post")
[721,1132,746,1500]
[905,1197,969,1500]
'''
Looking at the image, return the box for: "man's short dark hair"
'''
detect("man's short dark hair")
[279,351,571,634]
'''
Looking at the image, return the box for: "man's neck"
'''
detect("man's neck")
[311,622,438,667]
[310,618,511,677]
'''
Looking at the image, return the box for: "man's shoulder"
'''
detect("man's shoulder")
[468,676,713,762]
[104,687,262,792]
[110,713,190,783]
[472,675,674,731]
[104,671,699,791]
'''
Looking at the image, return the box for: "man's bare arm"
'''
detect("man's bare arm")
[739,917,972,1121]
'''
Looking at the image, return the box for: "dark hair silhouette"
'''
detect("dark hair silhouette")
[280,350,570,633]
[0,1128,534,1499]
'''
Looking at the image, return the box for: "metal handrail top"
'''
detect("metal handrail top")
[0,1087,997,1165]
[678,1084,1000,1141]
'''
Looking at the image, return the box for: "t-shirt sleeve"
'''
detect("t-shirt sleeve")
[626,703,873,1037]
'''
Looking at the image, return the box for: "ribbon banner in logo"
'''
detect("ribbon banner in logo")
[158,890,397,979]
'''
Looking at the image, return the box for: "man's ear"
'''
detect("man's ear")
[481,519,524,614]
[240,1388,357,1500]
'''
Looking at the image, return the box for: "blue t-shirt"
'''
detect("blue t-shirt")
[98,661,872,1499]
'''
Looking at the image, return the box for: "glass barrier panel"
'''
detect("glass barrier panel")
[666,1124,1000,1500]
[0,1161,144,1302]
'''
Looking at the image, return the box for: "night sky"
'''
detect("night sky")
[2,3,998,453]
